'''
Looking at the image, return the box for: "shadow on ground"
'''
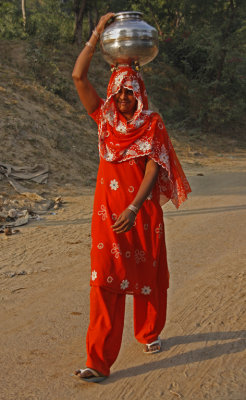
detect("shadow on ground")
[165,204,246,218]
[107,330,246,383]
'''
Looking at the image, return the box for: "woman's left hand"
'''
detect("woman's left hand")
[112,209,136,233]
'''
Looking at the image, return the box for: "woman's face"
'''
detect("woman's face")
[114,87,137,120]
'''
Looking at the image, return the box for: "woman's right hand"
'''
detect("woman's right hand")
[112,208,136,234]
[96,12,115,35]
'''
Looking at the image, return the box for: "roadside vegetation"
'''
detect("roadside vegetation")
[1,0,245,135]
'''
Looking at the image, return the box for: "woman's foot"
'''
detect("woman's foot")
[143,337,162,354]
[74,367,107,383]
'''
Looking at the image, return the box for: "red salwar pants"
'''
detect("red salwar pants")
[86,286,167,376]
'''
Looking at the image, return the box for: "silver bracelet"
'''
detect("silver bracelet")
[92,29,100,39]
[85,41,95,49]
[128,204,139,215]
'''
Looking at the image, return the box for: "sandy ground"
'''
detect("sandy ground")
[1,161,246,400]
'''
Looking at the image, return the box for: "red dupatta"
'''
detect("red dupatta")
[91,66,191,208]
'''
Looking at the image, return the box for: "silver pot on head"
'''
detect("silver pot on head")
[100,12,159,67]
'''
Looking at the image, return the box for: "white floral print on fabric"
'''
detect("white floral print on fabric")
[128,78,140,92]
[143,110,153,116]
[129,159,136,165]
[97,242,104,249]
[125,251,131,258]
[135,249,146,264]
[100,178,104,184]
[101,70,145,138]
[159,144,170,169]
[110,179,119,191]
[120,279,129,290]
[117,121,127,134]
[128,186,134,193]
[134,118,145,128]
[104,144,115,161]
[124,148,138,158]
[111,243,122,259]
[91,270,97,281]
[111,213,118,221]
[155,223,163,238]
[92,67,191,209]
[141,286,151,295]
[107,276,113,283]
[98,204,107,221]
[136,139,151,152]
[113,71,128,89]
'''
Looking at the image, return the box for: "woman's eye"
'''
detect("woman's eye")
[117,88,133,96]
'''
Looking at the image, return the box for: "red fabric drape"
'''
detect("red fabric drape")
[91,66,191,208]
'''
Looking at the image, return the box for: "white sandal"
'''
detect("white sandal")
[75,367,107,383]
[143,337,162,354]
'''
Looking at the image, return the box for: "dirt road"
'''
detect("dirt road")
[1,168,246,400]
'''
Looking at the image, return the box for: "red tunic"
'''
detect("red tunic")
[90,154,169,296]
[88,66,191,296]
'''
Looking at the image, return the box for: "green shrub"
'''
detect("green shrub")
[0,2,27,39]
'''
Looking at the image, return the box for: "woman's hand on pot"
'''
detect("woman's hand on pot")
[96,12,115,34]
[112,208,136,234]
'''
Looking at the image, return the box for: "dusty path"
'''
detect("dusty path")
[0,168,246,400]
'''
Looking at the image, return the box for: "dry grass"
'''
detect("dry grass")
[0,41,100,187]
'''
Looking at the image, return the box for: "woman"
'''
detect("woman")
[72,13,191,382]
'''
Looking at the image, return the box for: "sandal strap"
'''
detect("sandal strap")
[79,367,100,377]
[146,337,161,349]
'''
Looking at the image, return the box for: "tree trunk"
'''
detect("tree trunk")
[73,0,87,45]
[216,0,236,82]
[88,8,94,39]
[146,0,163,37]
[21,0,26,30]
[94,0,99,26]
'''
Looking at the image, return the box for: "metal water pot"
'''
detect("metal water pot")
[100,11,159,67]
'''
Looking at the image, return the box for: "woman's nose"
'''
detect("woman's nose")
[120,89,127,98]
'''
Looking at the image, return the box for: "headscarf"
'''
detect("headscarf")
[91,66,191,208]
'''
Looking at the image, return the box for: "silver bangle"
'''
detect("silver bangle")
[128,204,139,215]
[92,29,100,39]
[85,41,95,49]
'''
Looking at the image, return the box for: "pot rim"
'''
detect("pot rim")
[114,11,143,20]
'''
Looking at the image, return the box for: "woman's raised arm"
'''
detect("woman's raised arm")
[72,13,114,114]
